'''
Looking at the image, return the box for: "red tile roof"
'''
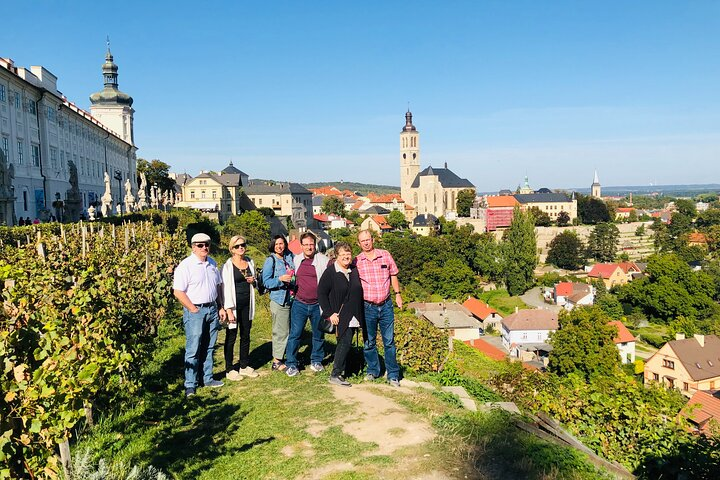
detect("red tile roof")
[689,232,708,244]
[616,207,635,213]
[462,297,499,320]
[682,391,720,432]
[555,282,574,297]
[368,193,404,203]
[350,199,366,211]
[311,186,343,196]
[617,262,641,274]
[587,263,622,279]
[607,321,636,344]
[486,196,520,208]
[370,215,392,230]
[464,338,506,361]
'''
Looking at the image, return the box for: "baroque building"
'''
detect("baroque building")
[0,47,137,223]
[398,111,474,218]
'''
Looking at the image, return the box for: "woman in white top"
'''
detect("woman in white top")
[221,235,259,380]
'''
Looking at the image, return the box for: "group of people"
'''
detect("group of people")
[16,217,39,226]
[172,229,402,397]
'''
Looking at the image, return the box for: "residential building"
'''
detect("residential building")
[398,111,475,217]
[608,320,636,364]
[411,213,438,236]
[366,193,404,212]
[408,302,482,341]
[514,191,578,223]
[314,213,351,230]
[462,297,503,333]
[245,180,313,228]
[175,163,256,221]
[681,391,720,434]
[587,263,628,289]
[1,49,137,223]
[552,282,594,310]
[360,214,392,235]
[688,232,709,248]
[501,309,559,360]
[615,207,636,221]
[644,334,720,398]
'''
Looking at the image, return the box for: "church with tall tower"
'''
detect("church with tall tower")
[89,43,135,145]
[591,170,602,198]
[398,110,475,218]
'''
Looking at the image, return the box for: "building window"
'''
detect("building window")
[14,93,21,110]
[16,141,23,164]
[27,99,36,115]
[653,373,659,381]
[31,145,40,167]
[212,190,217,199]
[190,190,195,199]
[0,85,5,102]
[50,147,58,169]
[201,190,206,199]
[663,359,675,369]
[1,137,8,160]
[683,382,689,391]
[23,190,28,211]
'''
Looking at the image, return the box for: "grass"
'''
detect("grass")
[71,297,617,479]
[479,288,530,316]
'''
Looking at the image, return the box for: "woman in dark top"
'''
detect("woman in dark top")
[221,235,259,380]
[317,241,366,386]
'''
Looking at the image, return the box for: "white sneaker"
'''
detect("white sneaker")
[225,370,243,381]
[237,366,259,378]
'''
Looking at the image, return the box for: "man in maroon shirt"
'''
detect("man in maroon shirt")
[285,232,330,377]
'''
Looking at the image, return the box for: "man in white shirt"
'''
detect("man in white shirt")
[173,233,227,397]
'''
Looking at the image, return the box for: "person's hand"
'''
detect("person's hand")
[190,307,200,314]
[246,275,254,283]
[219,309,227,323]
[395,293,403,309]
[330,313,340,325]
[279,274,291,282]
[226,310,235,323]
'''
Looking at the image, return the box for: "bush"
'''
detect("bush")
[395,310,449,373]
[639,332,665,349]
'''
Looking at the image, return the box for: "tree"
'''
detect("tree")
[556,211,571,227]
[587,222,619,262]
[386,210,408,229]
[548,307,621,380]
[577,194,611,224]
[474,233,504,282]
[529,207,552,226]
[320,196,346,217]
[501,207,538,296]
[675,199,697,218]
[421,258,478,299]
[136,158,175,193]
[222,210,271,249]
[546,230,585,270]
[456,188,476,217]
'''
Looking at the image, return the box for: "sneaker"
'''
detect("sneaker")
[225,370,243,381]
[237,366,259,378]
[185,387,196,397]
[388,378,401,388]
[205,379,224,388]
[364,373,377,382]
[309,363,324,373]
[286,366,300,377]
[328,376,351,387]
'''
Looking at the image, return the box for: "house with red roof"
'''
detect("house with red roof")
[615,207,636,221]
[366,193,405,212]
[501,309,559,361]
[313,214,352,230]
[608,321,636,364]
[360,215,393,235]
[587,263,628,289]
[464,338,507,361]
[681,390,720,434]
[688,232,709,248]
[552,282,594,310]
[462,297,503,333]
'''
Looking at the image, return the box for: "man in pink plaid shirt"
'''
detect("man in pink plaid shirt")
[355,230,402,387]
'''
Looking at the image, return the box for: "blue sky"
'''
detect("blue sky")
[4,1,720,192]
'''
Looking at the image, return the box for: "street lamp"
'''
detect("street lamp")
[114,170,123,214]
[52,192,64,223]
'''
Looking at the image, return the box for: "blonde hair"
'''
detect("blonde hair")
[228,235,247,253]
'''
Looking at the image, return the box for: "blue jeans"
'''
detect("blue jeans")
[364,299,400,380]
[183,305,220,388]
[286,300,324,368]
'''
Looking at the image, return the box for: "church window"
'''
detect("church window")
[403,153,406,159]
[413,153,416,159]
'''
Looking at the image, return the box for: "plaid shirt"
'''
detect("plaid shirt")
[355,248,399,303]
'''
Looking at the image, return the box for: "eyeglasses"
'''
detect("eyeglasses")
[232,243,247,249]
[301,243,315,247]
[193,243,210,249]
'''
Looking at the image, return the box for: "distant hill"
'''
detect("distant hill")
[572,184,720,198]
[301,181,400,196]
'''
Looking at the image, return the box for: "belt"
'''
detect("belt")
[365,296,391,307]
[193,302,217,308]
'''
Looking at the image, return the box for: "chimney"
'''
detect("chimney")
[694,334,705,347]
[676,333,685,341]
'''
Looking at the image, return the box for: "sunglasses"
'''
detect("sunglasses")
[232,243,247,249]
[193,243,210,249]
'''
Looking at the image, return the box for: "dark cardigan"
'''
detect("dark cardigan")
[317,262,367,341]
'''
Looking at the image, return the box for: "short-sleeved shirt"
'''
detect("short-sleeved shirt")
[355,248,398,304]
[173,254,222,304]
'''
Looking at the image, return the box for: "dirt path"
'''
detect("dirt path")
[296,384,454,480]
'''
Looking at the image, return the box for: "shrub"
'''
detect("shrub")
[395,310,449,373]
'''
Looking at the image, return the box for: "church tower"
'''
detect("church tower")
[399,110,420,204]
[591,170,601,198]
[90,42,135,145]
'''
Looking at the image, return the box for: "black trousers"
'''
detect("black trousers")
[332,326,357,377]
[225,302,251,371]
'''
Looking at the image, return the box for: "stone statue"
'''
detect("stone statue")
[124,178,136,212]
[0,149,16,226]
[137,172,148,209]
[101,171,113,217]
[87,204,96,221]
[150,185,158,209]
[64,160,82,222]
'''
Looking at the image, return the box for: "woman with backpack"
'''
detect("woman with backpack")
[261,235,295,372]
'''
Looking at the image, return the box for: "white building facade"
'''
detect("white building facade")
[0,48,136,223]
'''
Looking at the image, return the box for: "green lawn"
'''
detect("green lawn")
[479,289,530,316]
[70,297,613,479]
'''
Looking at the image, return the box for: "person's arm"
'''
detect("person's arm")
[216,283,227,322]
[174,290,198,313]
[390,275,403,309]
